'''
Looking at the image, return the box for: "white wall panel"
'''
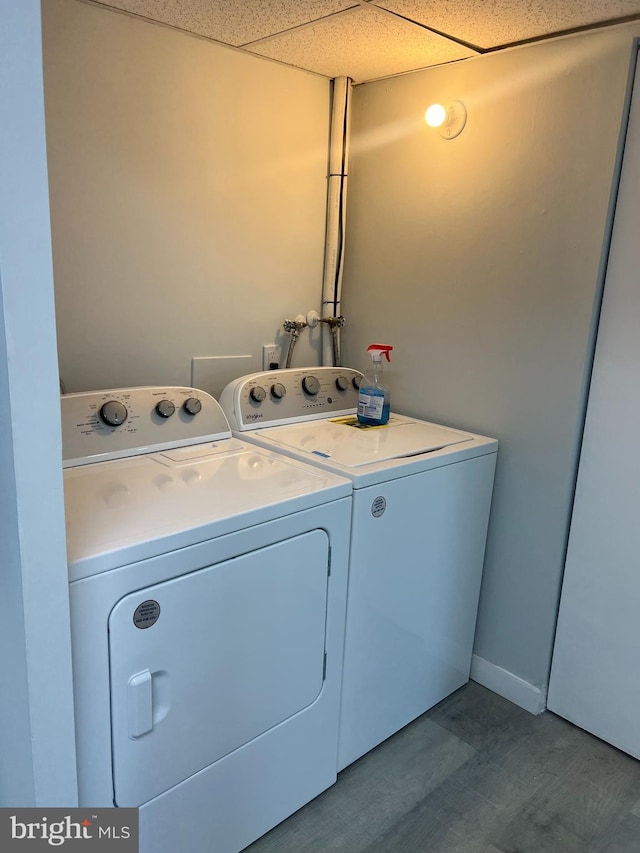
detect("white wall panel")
[0,0,76,806]
[548,51,640,756]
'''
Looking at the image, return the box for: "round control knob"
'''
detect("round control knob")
[183,397,202,416]
[99,400,128,427]
[155,399,176,419]
[335,376,349,391]
[271,383,286,400]
[302,375,320,396]
[352,375,361,390]
[249,386,266,403]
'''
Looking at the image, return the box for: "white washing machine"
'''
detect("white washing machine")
[61,386,351,853]
[220,367,498,771]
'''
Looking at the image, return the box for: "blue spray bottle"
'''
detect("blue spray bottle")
[357,344,393,425]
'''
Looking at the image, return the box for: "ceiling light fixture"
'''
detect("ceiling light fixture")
[425,101,467,140]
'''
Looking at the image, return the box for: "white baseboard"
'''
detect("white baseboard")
[470,654,547,715]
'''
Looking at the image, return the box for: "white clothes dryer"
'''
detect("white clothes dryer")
[220,368,498,771]
[61,386,351,853]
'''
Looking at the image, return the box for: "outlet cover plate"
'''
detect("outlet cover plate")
[262,345,282,370]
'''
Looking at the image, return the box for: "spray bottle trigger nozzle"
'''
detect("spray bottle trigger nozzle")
[367,344,393,362]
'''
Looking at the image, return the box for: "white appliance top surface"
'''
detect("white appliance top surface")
[61,386,351,578]
[259,415,475,468]
[64,439,350,578]
[239,413,498,489]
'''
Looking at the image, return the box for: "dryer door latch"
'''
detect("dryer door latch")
[127,669,153,738]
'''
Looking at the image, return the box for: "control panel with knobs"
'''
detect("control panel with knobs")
[219,367,364,431]
[61,386,232,468]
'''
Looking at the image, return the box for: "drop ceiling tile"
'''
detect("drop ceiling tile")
[96,0,360,46]
[373,0,640,48]
[246,5,477,82]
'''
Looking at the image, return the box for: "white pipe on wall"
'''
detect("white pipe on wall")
[321,76,352,366]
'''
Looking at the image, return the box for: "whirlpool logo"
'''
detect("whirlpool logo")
[1,809,138,850]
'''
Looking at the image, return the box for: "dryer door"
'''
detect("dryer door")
[108,529,329,806]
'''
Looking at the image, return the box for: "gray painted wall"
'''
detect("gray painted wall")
[42,0,332,394]
[0,0,77,806]
[341,27,640,703]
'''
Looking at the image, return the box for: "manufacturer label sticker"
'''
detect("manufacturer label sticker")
[371,496,387,518]
[133,600,160,629]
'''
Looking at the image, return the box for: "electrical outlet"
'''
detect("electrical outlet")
[262,344,281,371]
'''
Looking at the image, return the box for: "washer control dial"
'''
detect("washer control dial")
[271,383,286,400]
[352,375,361,390]
[99,400,128,427]
[155,399,176,419]
[335,376,349,391]
[183,397,202,415]
[250,386,267,403]
[302,375,320,396]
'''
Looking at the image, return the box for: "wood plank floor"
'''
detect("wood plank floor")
[246,681,640,853]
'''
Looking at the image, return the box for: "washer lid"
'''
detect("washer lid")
[257,415,474,468]
[64,439,350,578]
